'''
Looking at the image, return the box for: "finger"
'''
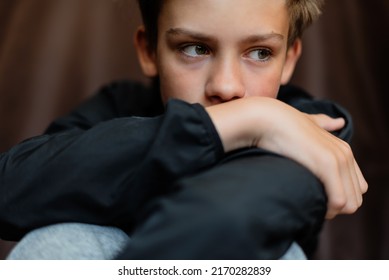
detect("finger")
[337,139,368,194]
[324,161,359,218]
[337,139,368,196]
[326,137,363,216]
[353,158,368,193]
[320,155,347,219]
[340,152,363,213]
[341,142,364,211]
[321,137,361,218]
[306,114,345,132]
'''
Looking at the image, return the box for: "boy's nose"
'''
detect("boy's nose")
[205,58,245,103]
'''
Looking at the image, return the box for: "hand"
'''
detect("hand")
[295,113,368,219]
[206,97,368,219]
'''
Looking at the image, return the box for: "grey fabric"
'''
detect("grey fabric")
[7,223,130,260]
[7,223,305,260]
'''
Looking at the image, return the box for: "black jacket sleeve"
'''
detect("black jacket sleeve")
[0,96,224,240]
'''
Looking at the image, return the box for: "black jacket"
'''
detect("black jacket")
[0,81,352,242]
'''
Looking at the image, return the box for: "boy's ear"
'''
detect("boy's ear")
[280,39,302,84]
[134,26,158,77]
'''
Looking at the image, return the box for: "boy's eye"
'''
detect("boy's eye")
[180,45,210,57]
[247,48,272,61]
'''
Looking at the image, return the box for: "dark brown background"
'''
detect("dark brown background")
[1,0,388,259]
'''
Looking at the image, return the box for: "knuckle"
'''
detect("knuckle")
[344,205,359,214]
[338,152,349,166]
[329,196,347,211]
[341,142,353,158]
[343,200,361,214]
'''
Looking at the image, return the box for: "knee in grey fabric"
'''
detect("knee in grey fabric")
[7,222,305,260]
[6,223,130,260]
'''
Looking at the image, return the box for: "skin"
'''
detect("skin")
[134,0,368,219]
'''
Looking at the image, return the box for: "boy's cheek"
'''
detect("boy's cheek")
[243,72,282,99]
[159,67,205,103]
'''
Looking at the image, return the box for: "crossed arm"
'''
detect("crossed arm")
[0,82,367,243]
[207,96,367,219]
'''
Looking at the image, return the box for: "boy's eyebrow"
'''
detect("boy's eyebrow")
[166,28,214,42]
[243,33,284,44]
[166,27,284,43]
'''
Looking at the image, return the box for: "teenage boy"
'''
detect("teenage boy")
[1,0,367,259]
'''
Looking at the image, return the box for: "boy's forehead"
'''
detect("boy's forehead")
[158,0,289,39]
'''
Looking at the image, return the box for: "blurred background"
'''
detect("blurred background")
[0,0,388,259]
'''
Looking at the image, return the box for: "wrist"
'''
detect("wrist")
[205,97,272,152]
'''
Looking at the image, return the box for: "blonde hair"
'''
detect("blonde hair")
[286,0,324,46]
